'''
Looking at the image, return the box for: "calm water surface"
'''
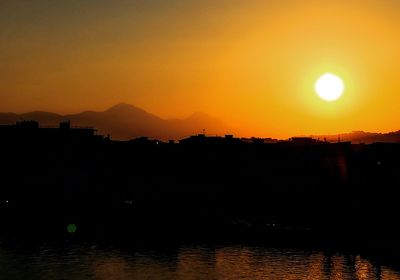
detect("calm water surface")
[0,242,399,280]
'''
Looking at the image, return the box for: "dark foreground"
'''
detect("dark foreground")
[1,122,400,255]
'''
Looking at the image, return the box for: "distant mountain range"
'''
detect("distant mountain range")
[308,131,400,144]
[0,103,231,140]
[0,103,399,143]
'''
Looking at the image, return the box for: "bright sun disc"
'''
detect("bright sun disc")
[315,73,344,101]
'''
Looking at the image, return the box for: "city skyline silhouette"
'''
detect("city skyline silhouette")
[2,1,400,279]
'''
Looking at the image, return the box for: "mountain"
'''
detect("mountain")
[309,131,400,144]
[0,103,231,140]
[2,104,399,143]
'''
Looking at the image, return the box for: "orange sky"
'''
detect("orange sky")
[1,0,400,138]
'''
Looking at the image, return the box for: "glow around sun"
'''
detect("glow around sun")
[315,73,344,102]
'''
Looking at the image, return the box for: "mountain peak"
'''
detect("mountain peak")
[105,102,141,112]
[104,103,157,118]
[190,111,209,117]
[186,112,215,121]
[0,104,230,140]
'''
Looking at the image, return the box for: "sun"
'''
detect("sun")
[315,73,344,102]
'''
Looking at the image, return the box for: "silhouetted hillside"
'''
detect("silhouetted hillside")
[310,131,400,144]
[0,103,230,140]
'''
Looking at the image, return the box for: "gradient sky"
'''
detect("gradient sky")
[2,0,400,138]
